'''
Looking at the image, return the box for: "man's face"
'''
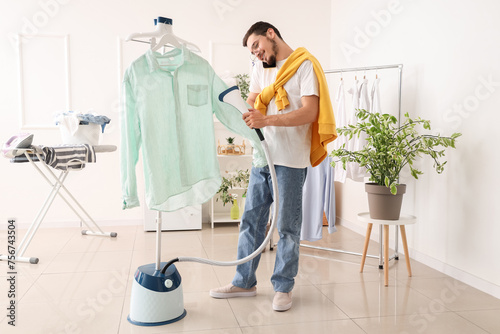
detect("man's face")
[247,32,279,67]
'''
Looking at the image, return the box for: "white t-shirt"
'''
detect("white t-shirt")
[249,58,319,168]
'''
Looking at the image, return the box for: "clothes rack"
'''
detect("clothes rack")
[324,63,403,124]
[300,64,403,269]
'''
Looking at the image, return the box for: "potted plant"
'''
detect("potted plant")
[225,137,235,154]
[330,110,461,220]
[216,176,234,206]
[216,169,250,206]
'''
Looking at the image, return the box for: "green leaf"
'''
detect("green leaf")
[390,183,397,195]
[410,168,419,179]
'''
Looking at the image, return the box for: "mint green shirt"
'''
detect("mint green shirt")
[121,47,266,212]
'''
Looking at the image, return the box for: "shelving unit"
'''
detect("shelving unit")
[210,154,252,228]
[210,212,241,228]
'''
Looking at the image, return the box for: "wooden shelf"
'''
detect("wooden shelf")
[211,138,251,228]
[217,154,252,158]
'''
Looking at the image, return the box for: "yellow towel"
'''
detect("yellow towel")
[254,47,337,167]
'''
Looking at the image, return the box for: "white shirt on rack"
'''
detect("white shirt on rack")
[371,77,382,113]
[333,80,347,183]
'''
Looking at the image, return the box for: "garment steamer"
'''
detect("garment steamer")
[128,86,280,326]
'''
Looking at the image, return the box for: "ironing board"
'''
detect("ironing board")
[0,144,118,264]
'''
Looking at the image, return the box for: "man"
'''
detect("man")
[210,21,335,312]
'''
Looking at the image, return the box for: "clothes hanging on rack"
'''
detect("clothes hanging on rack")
[336,75,376,182]
[333,80,347,183]
[371,76,382,113]
[358,77,370,111]
[121,46,266,212]
[353,77,370,179]
[300,155,336,241]
[344,78,365,181]
[300,64,403,261]
[346,78,359,126]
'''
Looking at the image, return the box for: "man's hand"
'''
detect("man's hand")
[243,109,268,129]
[242,95,319,128]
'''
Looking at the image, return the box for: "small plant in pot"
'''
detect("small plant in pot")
[216,169,250,206]
[226,137,235,154]
[330,110,461,220]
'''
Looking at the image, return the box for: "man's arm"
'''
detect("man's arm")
[246,92,258,108]
[242,94,319,128]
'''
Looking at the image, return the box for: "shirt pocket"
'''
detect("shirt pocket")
[187,84,208,107]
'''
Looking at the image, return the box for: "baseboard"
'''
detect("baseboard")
[410,249,500,299]
[336,216,500,299]
[336,216,369,236]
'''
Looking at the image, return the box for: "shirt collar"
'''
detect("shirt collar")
[275,58,287,70]
[145,45,190,73]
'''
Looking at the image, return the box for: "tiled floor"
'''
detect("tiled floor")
[1,223,499,333]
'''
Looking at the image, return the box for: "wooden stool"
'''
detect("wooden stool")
[358,212,416,286]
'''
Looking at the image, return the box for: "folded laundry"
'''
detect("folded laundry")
[10,153,43,163]
[77,114,111,132]
[41,144,96,171]
[55,111,111,134]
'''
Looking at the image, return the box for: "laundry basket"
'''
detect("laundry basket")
[60,123,101,145]
[56,112,110,146]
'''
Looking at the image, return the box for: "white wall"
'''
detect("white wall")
[330,0,500,298]
[0,1,331,226]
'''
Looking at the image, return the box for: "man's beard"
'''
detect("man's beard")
[264,37,279,68]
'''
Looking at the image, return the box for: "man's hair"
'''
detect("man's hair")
[242,21,284,47]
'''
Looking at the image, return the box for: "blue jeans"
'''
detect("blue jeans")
[232,165,307,293]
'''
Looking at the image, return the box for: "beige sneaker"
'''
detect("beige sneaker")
[273,291,292,311]
[209,284,257,299]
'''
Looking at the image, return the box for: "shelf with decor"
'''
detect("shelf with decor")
[210,157,251,228]
[216,154,252,158]
[209,73,252,228]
